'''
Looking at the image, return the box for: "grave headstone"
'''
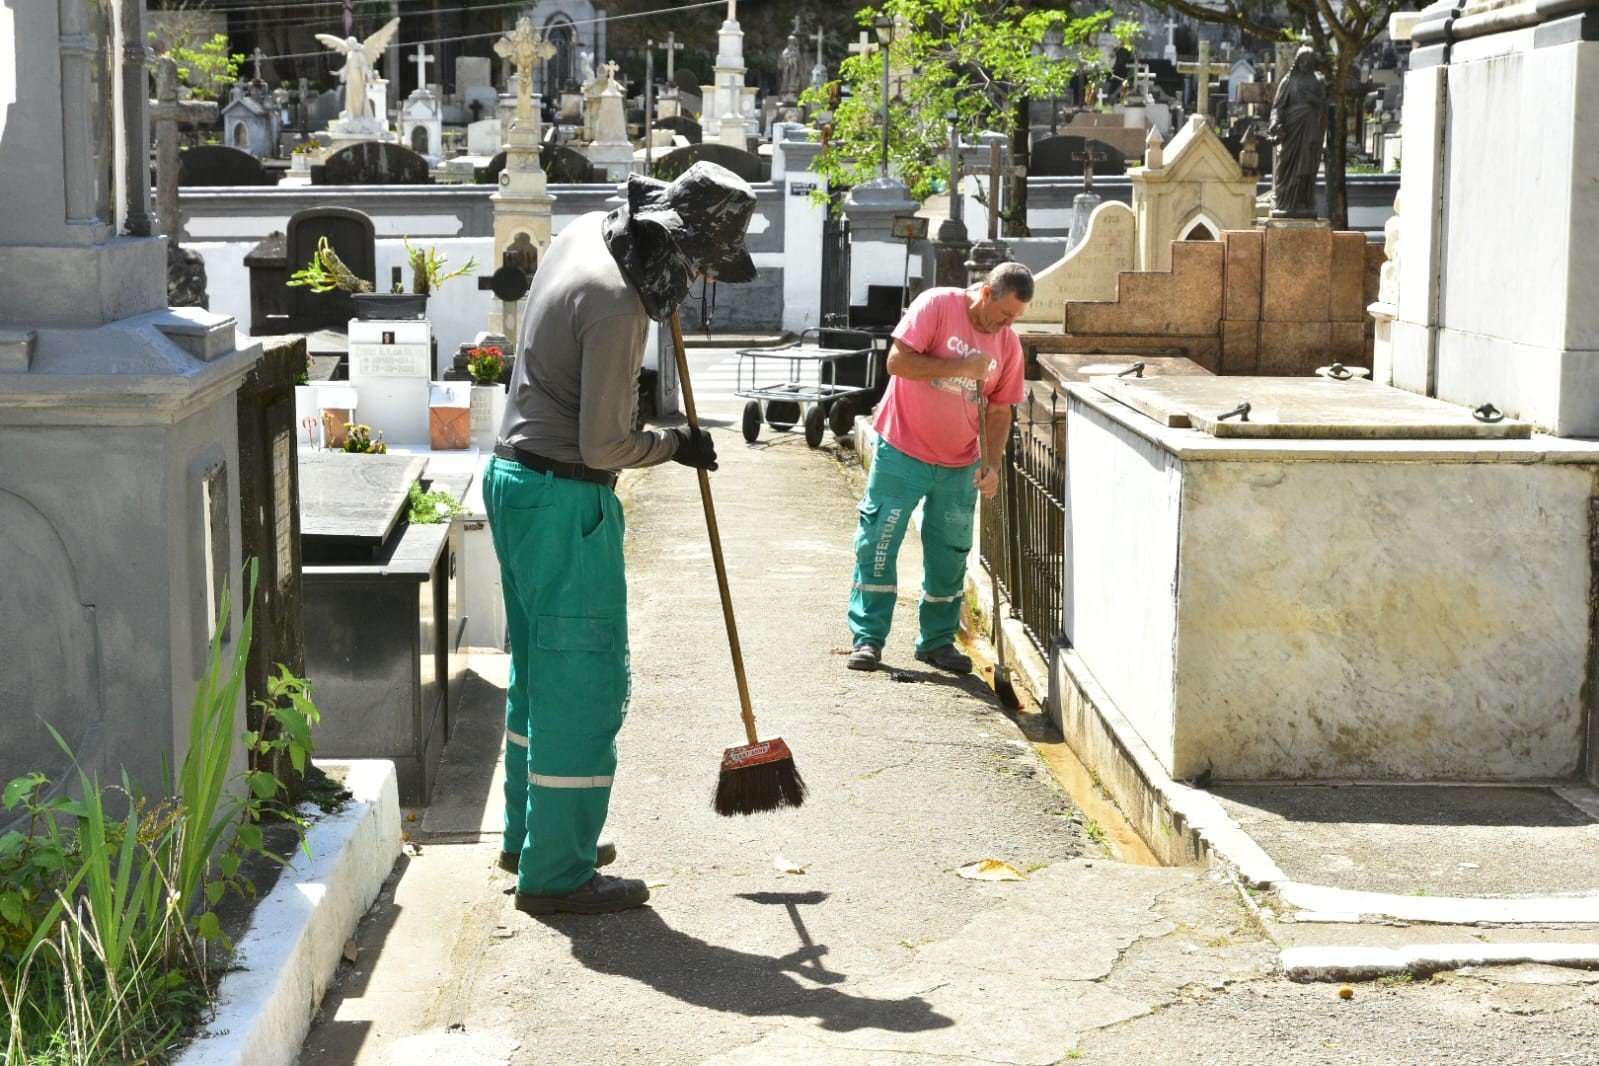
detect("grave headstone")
[315,141,433,185]
[246,206,377,331]
[178,143,277,186]
[467,117,502,156]
[654,114,702,144]
[347,317,433,444]
[651,141,766,183]
[1029,135,1127,178]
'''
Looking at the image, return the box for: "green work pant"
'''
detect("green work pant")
[848,438,979,654]
[484,456,630,896]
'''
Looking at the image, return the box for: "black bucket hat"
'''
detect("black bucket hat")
[625,161,758,283]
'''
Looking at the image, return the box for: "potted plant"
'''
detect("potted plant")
[286,236,478,321]
[466,344,507,450]
[289,137,323,171]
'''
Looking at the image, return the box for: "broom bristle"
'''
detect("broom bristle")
[713,738,807,816]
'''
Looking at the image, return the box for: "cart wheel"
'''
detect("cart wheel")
[829,397,857,437]
[766,400,800,431]
[741,400,761,443]
[804,403,825,448]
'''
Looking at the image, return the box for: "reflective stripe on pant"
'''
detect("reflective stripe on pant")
[484,456,630,896]
[847,438,979,654]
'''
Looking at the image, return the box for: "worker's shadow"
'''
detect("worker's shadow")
[534,904,954,1033]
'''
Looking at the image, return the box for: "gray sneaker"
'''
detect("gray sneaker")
[915,644,973,674]
[499,839,616,874]
[515,872,651,915]
[847,642,881,671]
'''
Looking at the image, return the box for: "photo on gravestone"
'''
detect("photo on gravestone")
[178,143,278,186]
[315,141,434,186]
[1028,135,1127,179]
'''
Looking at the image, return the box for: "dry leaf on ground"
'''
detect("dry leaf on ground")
[956,859,1026,881]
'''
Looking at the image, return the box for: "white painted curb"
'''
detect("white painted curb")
[175,760,403,1066]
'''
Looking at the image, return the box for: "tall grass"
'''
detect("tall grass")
[0,560,313,1064]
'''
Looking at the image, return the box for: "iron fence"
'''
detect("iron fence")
[979,385,1066,654]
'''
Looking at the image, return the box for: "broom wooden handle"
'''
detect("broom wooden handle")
[669,313,761,746]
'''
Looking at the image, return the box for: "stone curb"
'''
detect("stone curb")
[1281,943,1599,982]
[174,760,403,1066]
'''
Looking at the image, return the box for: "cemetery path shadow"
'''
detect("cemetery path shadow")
[534,907,954,1033]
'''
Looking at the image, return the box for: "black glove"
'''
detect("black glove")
[670,426,719,471]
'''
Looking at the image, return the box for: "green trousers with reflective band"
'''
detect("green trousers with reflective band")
[484,456,630,896]
[848,437,980,654]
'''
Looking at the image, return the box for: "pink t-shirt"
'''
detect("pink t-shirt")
[872,288,1025,468]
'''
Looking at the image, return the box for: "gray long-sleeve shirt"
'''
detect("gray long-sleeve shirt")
[498,212,678,470]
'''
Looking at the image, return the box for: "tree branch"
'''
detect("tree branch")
[1149,0,1287,46]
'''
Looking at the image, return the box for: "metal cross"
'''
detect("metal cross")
[411,43,434,92]
[1070,143,1111,192]
[1176,40,1232,117]
[150,57,218,241]
[494,18,557,124]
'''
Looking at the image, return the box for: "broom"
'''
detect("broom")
[979,395,1021,710]
[666,312,807,815]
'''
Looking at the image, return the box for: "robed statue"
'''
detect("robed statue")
[316,17,401,123]
[1268,46,1327,217]
[778,32,804,103]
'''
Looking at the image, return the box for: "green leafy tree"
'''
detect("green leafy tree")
[1149,0,1400,228]
[153,30,244,102]
[801,0,1136,229]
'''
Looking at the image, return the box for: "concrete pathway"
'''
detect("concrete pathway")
[297,346,1599,1065]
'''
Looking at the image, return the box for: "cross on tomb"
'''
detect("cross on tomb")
[1163,16,1179,64]
[848,30,877,60]
[792,14,803,35]
[602,59,620,89]
[962,139,1025,242]
[150,56,218,241]
[662,32,685,82]
[252,47,267,83]
[1176,40,1232,118]
[1070,142,1111,192]
[813,27,826,68]
[725,0,738,23]
[494,17,557,124]
[411,43,434,92]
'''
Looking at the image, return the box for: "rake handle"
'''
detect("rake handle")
[668,313,760,746]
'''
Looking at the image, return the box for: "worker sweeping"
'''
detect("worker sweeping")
[486,162,757,915]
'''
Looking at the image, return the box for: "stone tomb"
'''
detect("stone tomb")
[298,452,465,804]
[246,207,377,333]
[1060,374,1599,782]
[1029,135,1128,178]
[315,141,434,186]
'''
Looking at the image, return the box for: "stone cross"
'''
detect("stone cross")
[150,57,218,241]
[494,17,557,124]
[252,48,267,82]
[963,140,1025,242]
[411,43,434,92]
[813,27,825,68]
[792,14,803,35]
[603,59,620,87]
[663,32,685,82]
[1071,142,1111,192]
[1164,17,1178,64]
[848,30,876,59]
[1177,40,1232,117]
[726,0,738,23]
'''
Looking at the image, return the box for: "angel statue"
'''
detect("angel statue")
[316,17,401,123]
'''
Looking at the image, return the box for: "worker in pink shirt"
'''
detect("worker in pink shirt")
[847,262,1032,673]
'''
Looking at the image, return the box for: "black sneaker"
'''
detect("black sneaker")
[498,839,616,874]
[847,642,881,671]
[515,873,651,915]
[915,644,973,674]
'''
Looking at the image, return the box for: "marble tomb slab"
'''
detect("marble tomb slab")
[299,452,426,548]
[1097,375,1532,439]
[1036,352,1211,388]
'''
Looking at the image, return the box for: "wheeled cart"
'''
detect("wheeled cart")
[735,328,880,448]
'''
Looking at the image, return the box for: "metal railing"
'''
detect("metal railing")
[979,385,1065,654]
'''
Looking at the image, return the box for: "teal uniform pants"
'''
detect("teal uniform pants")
[484,456,630,896]
[848,438,980,654]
